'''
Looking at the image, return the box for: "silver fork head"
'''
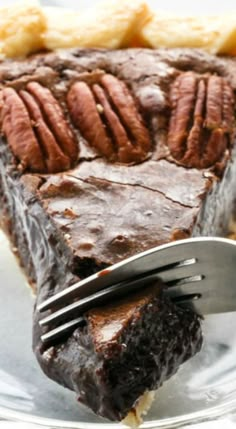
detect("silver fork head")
[166,237,236,315]
[38,237,236,344]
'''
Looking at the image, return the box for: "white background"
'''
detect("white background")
[41,0,236,14]
[0,0,236,14]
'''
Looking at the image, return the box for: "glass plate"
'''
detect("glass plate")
[1,229,236,429]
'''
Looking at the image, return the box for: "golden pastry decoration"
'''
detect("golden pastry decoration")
[43,0,151,50]
[1,0,236,57]
[0,0,46,58]
[140,12,236,54]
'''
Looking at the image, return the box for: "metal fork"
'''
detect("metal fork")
[38,237,236,344]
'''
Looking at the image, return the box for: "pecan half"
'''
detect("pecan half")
[67,74,150,163]
[0,88,45,172]
[167,72,234,169]
[0,83,78,174]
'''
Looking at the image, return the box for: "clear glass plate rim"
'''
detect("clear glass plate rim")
[1,397,236,429]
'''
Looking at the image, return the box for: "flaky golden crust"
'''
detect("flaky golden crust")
[43,0,151,50]
[140,12,236,54]
[2,1,236,58]
[0,0,46,58]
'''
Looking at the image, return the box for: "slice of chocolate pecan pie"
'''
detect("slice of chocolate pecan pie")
[0,48,236,422]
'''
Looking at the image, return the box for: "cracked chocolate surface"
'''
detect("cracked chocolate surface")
[38,162,201,267]
[1,47,236,422]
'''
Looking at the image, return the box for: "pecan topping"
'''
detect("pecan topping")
[167,72,234,169]
[67,74,150,163]
[0,83,78,174]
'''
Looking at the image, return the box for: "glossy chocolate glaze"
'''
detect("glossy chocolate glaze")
[1,48,236,421]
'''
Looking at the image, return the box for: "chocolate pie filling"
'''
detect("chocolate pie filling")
[0,48,236,421]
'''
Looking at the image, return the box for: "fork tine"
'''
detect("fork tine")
[41,317,84,344]
[39,268,204,329]
[38,255,197,313]
[39,276,157,327]
[41,292,203,344]
[38,238,211,313]
[166,274,203,288]
[172,293,202,304]
[41,285,204,344]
